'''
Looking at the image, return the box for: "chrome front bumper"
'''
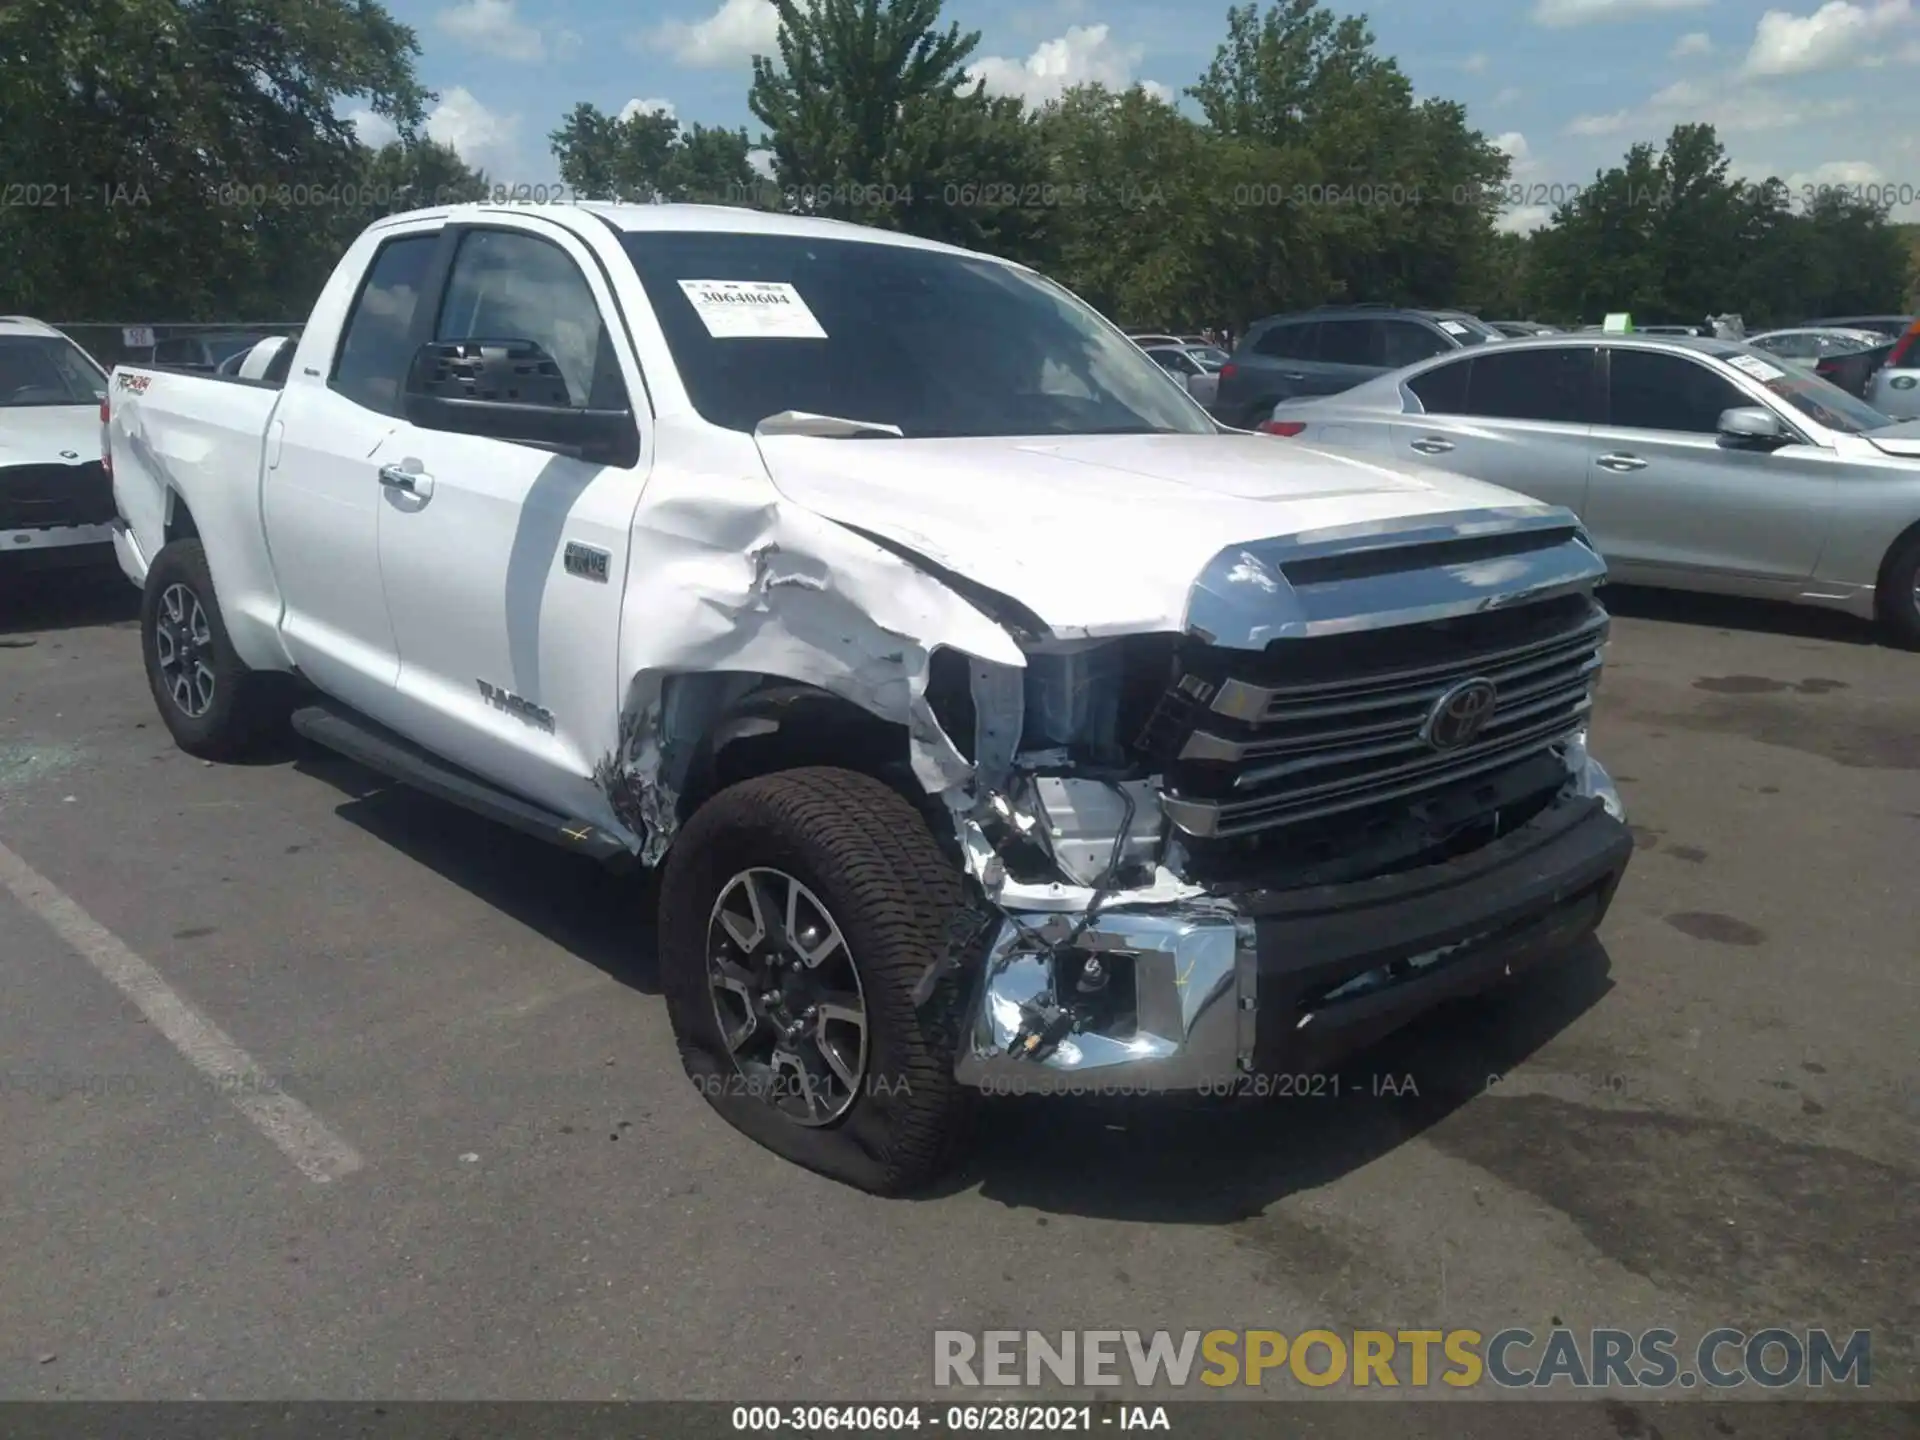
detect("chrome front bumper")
[953,756,1630,1097]
[952,904,1259,1094]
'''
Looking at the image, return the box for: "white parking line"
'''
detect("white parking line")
[0,840,364,1183]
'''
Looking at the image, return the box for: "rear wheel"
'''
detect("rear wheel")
[140,539,290,758]
[658,766,974,1194]
[1878,531,1920,650]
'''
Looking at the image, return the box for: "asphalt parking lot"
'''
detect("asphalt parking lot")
[1,564,1916,1424]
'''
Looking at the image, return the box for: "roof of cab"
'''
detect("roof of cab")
[0,316,63,337]
[366,201,988,260]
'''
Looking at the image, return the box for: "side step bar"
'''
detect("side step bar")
[290,703,634,865]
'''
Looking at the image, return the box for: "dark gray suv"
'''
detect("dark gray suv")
[1213,304,1504,429]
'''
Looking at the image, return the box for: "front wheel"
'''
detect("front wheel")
[140,539,289,759]
[658,767,974,1194]
[1878,532,1920,650]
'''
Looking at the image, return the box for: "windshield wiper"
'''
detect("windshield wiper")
[754,410,905,439]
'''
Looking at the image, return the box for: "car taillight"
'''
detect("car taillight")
[100,397,112,477]
[1219,363,1237,379]
[1257,420,1306,436]
[1887,323,1920,369]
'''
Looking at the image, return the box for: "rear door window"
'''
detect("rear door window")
[1406,355,1471,413]
[1466,346,1597,423]
[1317,318,1381,366]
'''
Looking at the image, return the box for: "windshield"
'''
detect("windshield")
[1189,346,1230,369]
[621,232,1215,438]
[0,335,108,407]
[1715,344,1892,434]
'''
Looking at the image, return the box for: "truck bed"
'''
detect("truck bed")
[108,365,286,666]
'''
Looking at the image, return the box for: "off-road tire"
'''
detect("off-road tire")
[1878,531,1920,650]
[658,766,975,1194]
[140,538,290,759]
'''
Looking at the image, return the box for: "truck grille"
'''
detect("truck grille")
[1155,593,1606,840]
[0,461,115,531]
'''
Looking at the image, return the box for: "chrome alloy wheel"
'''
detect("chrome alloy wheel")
[706,867,868,1126]
[154,583,216,718]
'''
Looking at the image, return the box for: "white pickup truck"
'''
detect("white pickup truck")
[106,203,1634,1193]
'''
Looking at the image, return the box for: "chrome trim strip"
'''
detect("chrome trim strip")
[1210,608,1609,721]
[1185,508,1606,651]
[1162,718,1587,839]
[1230,696,1594,794]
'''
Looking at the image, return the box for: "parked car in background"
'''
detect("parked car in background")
[0,316,115,573]
[1863,318,1920,421]
[1801,314,1913,341]
[1261,332,1920,645]
[1141,343,1223,407]
[1489,321,1563,337]
[1212,304,1504,428]
[151,330,285,373]
[1747,327,1893,399]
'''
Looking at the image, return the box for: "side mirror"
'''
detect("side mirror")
[402,338,638,467]
[1716,405,1791,451]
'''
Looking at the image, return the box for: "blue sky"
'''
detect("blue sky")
[349,0,1920,224]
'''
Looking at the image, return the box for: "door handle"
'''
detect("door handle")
[1597,452,1647,472]
[377,462,435,498]
[1410,436,1454,454]
[1278,371,1307,381]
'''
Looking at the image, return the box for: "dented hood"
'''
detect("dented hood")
[753,431,1536,637]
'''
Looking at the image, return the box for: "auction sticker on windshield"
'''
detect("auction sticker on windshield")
[1438,320,1469,335]
[1727,353,1787,382]
[678,279,827,339]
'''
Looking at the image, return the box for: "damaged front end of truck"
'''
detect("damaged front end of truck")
[598,484,1633,1099]
[922,507,1632,1096]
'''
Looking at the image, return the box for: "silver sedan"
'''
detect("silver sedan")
[1260,333,1920,646]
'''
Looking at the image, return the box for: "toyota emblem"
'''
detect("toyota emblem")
[1422,677,1498,751]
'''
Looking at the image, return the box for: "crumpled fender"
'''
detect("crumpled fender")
[598,422,1028,864]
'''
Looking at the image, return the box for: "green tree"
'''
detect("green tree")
[550,103,758,205]
[1035,84,1321,329]
[748,0,1055,256]
[1523,125,1912,327]
[0,0,430,319]
[1187,0,1510,307]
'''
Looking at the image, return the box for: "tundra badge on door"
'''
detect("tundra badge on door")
[477,680,555,731]
[563,541,610,582]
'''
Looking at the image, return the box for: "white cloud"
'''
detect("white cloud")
[967,24,1174,106]
[1499,205,1556,233]
[347,110,399,149]
[1785,158,1884,186]
[640,0,779,68]
[748,148,777,179]
[1492,85,1526,104]
[1533,0,1711,26]
[424,87,521,175]
[619,97,677,122]
[1565,74,1857,134]
[554,29,582,59]
[1566,108,1636,135]
[436,0,544,61]
[1461,52,1491,72]
[1671,29,1715,54]
[1495,131,1535,168]
[1741,0,1915,76]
